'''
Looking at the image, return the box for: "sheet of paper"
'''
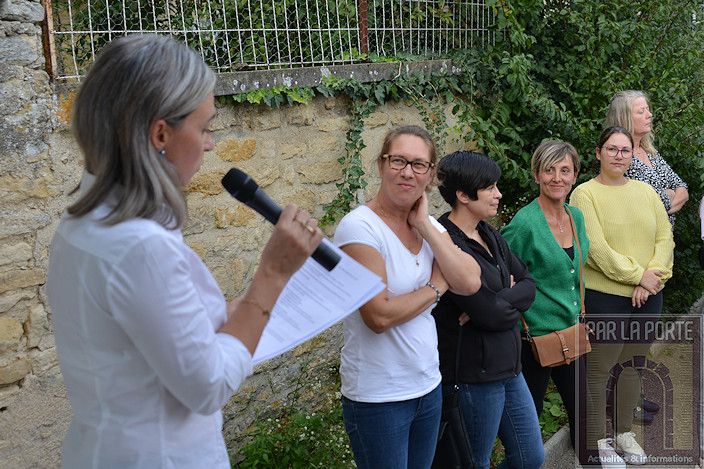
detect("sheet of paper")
[252,240,385,365]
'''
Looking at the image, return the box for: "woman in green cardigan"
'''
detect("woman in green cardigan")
[501,140,588,451]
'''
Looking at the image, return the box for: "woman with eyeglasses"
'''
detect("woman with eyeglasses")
[570,126,673,468]
[605,90,689,228]
[333,126,481,469]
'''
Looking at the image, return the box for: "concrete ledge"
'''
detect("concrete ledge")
[53,59,462,97]
[541,426,576,469]
[213,60,462,95]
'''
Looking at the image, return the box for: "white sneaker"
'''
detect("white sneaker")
[615,431,648,465]
[597,438,626,468]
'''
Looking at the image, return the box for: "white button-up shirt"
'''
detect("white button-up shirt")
[48,173,252,468]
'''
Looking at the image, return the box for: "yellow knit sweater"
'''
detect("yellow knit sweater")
[569,179,673,298]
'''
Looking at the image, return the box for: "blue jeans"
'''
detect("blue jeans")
[342,384,442,469]
[444,373,544,469]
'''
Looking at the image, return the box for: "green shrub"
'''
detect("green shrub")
[237,406,354,468]
[539,392,568,439]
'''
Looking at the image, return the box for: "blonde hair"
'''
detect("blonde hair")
[604,90,656,156]
[69,35,216,229]
[377,125,437,192]
[530,140,581,177]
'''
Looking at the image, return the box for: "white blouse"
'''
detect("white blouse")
[48,172,252,468]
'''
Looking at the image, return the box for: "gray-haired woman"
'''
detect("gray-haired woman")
[605,90,689,227]
[47,35,323,468]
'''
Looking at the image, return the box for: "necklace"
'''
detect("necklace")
[375,203,421,266]
[544,209,565,233]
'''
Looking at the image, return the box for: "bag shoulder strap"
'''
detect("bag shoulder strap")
[566,206,586,318]
[454,326,463,385]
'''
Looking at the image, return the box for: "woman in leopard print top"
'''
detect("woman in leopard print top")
[605,90,689,227]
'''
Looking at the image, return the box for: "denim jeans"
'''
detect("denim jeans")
[341,384,442,469]
[444,373,544,469]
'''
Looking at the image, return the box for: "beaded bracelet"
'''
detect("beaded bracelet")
[426,282,441,306]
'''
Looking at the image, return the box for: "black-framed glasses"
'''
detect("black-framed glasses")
[382,154,435,174]
[604,146,632,158]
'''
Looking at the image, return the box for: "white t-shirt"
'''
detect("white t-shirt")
[333,205,444,403]
[48,172,252,468]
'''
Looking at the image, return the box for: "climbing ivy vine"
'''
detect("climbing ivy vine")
[220,0,704,315]
[219,70,460,227]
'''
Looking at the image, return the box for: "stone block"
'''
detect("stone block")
[184,171,225,196]
[279,141,306,160]
[0,209,51,238]
[0,290,35,314]
[0,268,44,294]
[282,166,296,185]
[365,111,390,129]
[28,348,57,377]
[391,113,407,126]
[50,92,75,130]
[0,174,57,202]
[285,105,313,126]
[230,257,250,293]
[0,36,40,67]
[210,264,228,294]
[181,201,209,236]
[252,108,281,131]
[0,78,31,116]
[0,358,30,385]
[214,205,255,229]
[25,303,47,349]
[282,189,316,214]
[212,103,251,131]
[216,138,256,162]
[188,241,207,260]
[0,384,19,409]
[298,160,343,184]
[317,117,348,132]
[308,136,342,157]
[0,316,23,352]
[0,241,32,268]
[2,0,44,22]
[238,164,279,188]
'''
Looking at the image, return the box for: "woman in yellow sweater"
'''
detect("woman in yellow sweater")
[570,126,673,468]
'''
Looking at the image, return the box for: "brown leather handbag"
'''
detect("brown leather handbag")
[522,207,593,367]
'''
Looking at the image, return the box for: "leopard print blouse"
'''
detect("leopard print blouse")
[625,150,688,227]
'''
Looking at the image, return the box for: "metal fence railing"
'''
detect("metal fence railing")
[47,0,494,82]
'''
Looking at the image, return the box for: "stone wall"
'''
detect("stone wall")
[0,3,466,465]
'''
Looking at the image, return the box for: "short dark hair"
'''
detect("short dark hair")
[437,151,501,206]
[597,126,634,150]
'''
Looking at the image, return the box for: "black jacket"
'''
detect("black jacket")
[433,213,535,384]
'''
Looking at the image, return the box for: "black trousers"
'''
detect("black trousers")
[521,340,582,449]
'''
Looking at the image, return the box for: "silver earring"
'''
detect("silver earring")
[160,149,166,156]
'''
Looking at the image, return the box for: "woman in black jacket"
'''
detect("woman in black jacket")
[433,151,544,469]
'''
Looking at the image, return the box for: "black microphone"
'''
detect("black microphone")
[221,168,341,271]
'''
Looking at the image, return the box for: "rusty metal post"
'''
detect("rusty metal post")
[41,0,57,79]
[358,0,368,55]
